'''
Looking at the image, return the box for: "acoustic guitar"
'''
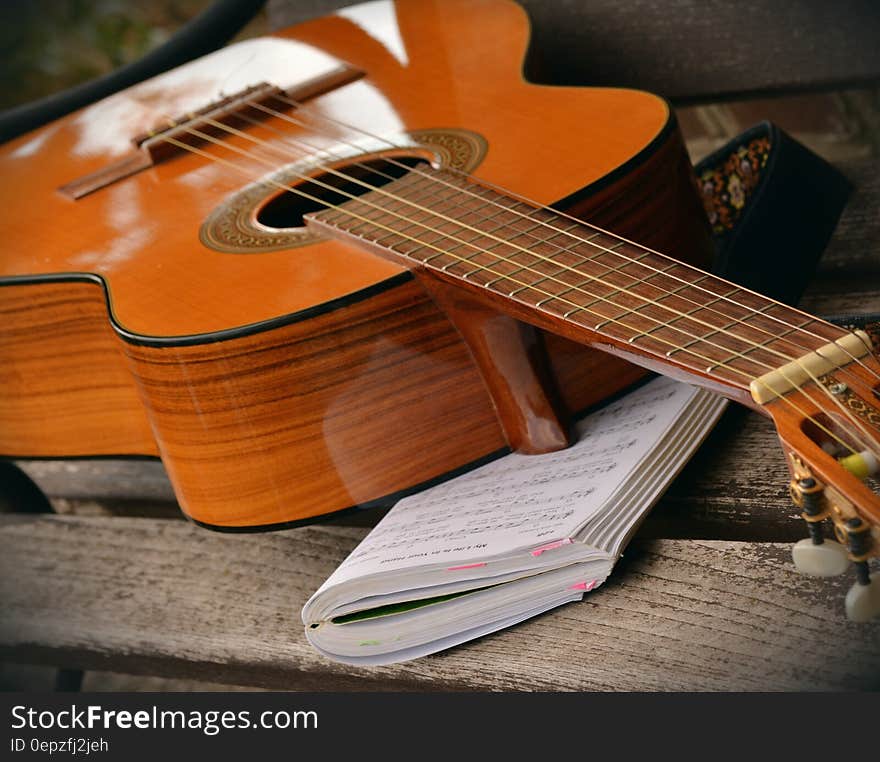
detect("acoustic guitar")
[1,0,877,616]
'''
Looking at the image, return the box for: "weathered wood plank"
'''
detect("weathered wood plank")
[814,158,880,277]
[11,459,174,501]
[1,515,877,691]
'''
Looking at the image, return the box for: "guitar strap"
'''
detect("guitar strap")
[695,120,852,307]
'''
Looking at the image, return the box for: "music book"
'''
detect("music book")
[302,377,727,665]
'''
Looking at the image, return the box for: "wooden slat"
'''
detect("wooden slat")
[1,514,877,691]
[812,159,880,278]
[12,460,174,501]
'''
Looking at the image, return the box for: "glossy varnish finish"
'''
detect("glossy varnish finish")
[0,0,716,526]
[0,281,156,457]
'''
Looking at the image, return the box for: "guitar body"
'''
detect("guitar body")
[0,0,713,528]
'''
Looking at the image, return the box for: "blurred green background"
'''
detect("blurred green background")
[0,0,266,110]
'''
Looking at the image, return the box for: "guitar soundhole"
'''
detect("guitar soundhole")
[256,155,429,230]
[199,128,488,253]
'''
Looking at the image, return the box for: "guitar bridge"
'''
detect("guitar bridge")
[58,65,364,200]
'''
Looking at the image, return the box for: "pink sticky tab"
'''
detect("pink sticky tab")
[569,579,598,592]
[530,538,573,557]
[446,562,487,572]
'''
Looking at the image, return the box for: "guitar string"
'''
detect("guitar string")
[263,92,880,385]
[155,129,869,460]
[234,103,879,405]
[185,115,880,455]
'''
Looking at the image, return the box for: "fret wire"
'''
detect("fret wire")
[704,319,818,371]
[424,203,515,264]
[342,209,435,253]
[457,249,763,378]
[664,298,792,358]
[346,182,872,406]
[353,172,827,380]
[356,175,527,264]
[551,253,758,348]
[472,220,585,283]
[430,204,531,271]
[682,300,792,354]
[371,178,503,259]
[625,276,719,339]
[661,288,796,349]
[396,173,874,386]
[409,181,811,369]
[482,220,580,284]
[514,235,618,299]
[382,180,601,295]
[653,297,741,351]
[595,274,705,335]
[472,192,848,372]
[359,196,443,247]
[506,229,604,295]
[559,256,676,315]
[411,161,858,350]
[398,166,813,351]
[436,202,535,271]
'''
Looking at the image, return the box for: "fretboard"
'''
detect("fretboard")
[307,166,849,402]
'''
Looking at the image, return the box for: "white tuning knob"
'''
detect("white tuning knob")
[791,538,850,576]
[845,573,880,622]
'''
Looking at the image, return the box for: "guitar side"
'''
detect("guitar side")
[0,0,712,527]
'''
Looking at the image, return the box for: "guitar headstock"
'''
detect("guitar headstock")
[762,334,880,622]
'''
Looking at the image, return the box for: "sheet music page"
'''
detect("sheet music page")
[315,377,698,591]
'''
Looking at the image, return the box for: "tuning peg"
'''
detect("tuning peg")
[792,537,850,576]
[790,477,849,576]
[843,517,879,622]
[846,572,880,622]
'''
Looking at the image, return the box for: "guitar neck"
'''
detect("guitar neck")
[307,167,850,409]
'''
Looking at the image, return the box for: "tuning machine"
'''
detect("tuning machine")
[788,473,879,621]
[789,476,849,576]
[839,517,880,622]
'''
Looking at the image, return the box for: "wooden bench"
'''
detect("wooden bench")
[2,0,880,691]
